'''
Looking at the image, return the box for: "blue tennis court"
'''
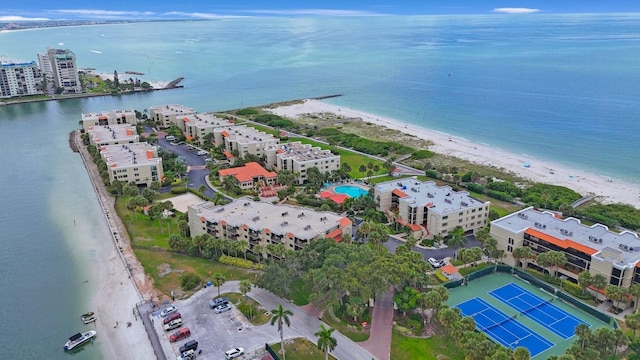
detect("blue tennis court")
[456,297,554,356]
[490,283,589,339]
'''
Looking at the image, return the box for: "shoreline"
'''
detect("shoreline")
[74,130,156,359]
[267,99,640,208]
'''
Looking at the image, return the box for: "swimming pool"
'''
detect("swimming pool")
[333,185,369,198]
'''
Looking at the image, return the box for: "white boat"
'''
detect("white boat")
[81,311,96,324]
[64,330,97,351]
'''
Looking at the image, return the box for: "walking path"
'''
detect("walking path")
[360,290,395,360]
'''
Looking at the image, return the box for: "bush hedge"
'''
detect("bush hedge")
[218,255,264,270]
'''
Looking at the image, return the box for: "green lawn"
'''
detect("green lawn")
[287,137,386,178]
[269,337,337,360]
[391,329,465,360]
[289,278,311,306]
[133,248,253,298]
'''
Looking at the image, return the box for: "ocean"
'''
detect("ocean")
[0,14,639,359]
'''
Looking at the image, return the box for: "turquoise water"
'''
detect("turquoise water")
[1,14,640,359]
[334,185,369,198]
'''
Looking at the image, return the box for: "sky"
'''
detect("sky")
[2,0,640,21]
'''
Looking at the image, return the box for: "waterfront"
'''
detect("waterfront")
[1,14,639,359]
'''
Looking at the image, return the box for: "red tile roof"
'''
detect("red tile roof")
[218,162,277,182]
[326,228,343,239]
[329,194,349,204]
[392,189,409,198]
[339,217,352,228]
[442,264,459,275]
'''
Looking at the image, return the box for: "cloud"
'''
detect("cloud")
[0,15,50,21]
[244,9,383,17]
[163,12,244,19]
[492,7,540,14]
[54,9,156,18]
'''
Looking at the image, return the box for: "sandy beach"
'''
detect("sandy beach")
[268,99,640,208]
[76,131,157,359]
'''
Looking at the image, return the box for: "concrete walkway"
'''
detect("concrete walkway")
[360,290,395,360]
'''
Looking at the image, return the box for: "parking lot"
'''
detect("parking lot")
[150,285,279,360]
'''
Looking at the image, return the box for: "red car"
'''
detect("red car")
[163,312,182,325]
[170,327,191,342]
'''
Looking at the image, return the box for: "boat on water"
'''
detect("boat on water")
[64,330,97,351]
[81,311,97,324]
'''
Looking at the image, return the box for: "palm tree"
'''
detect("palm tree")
[270,303,293,360]
[211,272,226,296]
[512,246,533,269]
[446,226,467,260]
[239,279,252,302]
[237,239,250,260]
[315,324,337,360]
[512,347,531,360]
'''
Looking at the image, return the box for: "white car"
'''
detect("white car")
[224,347,245,359]
[214,303,232,314]
[160,305,178,317]
[428,258,444,268]
[176,349,195,360]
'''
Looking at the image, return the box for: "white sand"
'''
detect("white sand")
[76,131,156,359]
[267,99,640,208]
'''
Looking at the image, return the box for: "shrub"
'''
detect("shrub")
[466,182,485,194]
[425,169,440,179]
[181,272,202,291]
[218,255,258,269]
[236,108,259,116]
[410,149,434,160]
[434,269,449,283]
[170,186,188,194]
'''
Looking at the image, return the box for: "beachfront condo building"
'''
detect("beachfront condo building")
[38,48,81,93]
[0,61,43,98]
[188,199,352,258]
[148,104,196,128]
[491,207,640,292]
[264,142,341,185]
[86,124,139,147]
[177,113,233,143]
[212,125,278,162]
[218,162,277,190]
[80,109,137,131]
[99,143,164,186]
[374,178,490,239]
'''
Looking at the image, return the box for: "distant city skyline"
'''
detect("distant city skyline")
[2,0,640,21]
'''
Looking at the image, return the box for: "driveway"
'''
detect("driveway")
[384,234,481,260]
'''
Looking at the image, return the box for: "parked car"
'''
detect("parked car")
[428,258,445,268]
[163,312,182,325]
[160,305,178,317]
[169,327,191,342]
[214,303,232,314]
[209,297,229,309]
[179,340,199,354]
[176,349,196,360]
[164,318,183,331]
[224,347,245,359]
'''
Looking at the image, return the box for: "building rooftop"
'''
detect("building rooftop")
[267,142,338,162]
[190,199,350,241]
[492,207,640,267]
[100,143,161,169]
[86,124,138,143]
[148,104,196,116]
[375,177,488,214]
[82,109,136,120]
[182,113,232,129]
[219,162,277,182]
[215,125,277,145]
